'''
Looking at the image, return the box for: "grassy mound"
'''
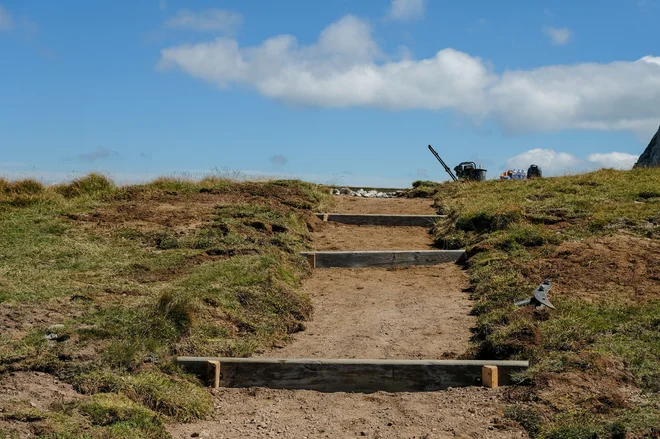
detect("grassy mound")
[0,174,333,437]
[432,168,660,438]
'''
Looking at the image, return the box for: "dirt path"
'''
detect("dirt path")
[167,387,526,439]
[312,223,434,251]
[330,196,436,215]
[168,196,526,439]
[263,266,473,359]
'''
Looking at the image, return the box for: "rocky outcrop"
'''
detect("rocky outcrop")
[634,125,660,168]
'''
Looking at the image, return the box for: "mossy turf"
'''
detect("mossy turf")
[0,175,333,438]
[432,169,660,438]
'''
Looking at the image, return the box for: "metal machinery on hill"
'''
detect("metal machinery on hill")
[427,145,487,182]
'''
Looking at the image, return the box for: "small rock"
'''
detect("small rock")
[191,433,200,438]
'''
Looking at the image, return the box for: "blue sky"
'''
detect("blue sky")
[1,0,659,187]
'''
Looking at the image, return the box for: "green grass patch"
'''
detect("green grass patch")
[0,173,332,431]
[432,168,660,436]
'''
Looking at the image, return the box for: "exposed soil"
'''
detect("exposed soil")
[1,296,100,341]
[262,266,473,359]
[0,371,84,438]
[167,386,526,439]
[167,195,510,438]
[69,185,321,235]
[312,223,434,251]
[330,196,436,215]
[524,235,660,302]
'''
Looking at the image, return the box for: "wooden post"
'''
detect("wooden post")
[207,360,221,388]
[482,365,498,389]
[323,213,329,222]
[306,253,316,269]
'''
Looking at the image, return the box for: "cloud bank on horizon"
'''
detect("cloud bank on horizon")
[157,4,658,173]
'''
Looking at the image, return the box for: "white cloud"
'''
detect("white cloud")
[640,55,660,66]
[159,15,660,138]
[505,149,639,175]
[506,149,583,174]
[388,0,425,21]
[165,9,242,34]
[587,152,639,169]
[543,26,572,45]
[0,4,13,31]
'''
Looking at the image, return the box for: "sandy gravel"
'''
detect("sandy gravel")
[167,386,527,439]
[312,223,435,251]
[262,265,473,359]
[330,196,437,215]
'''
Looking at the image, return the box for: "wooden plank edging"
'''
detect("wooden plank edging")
[177,357,529,393]
[316,213,444,227]
[300,250,465,268]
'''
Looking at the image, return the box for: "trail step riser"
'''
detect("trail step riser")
[301,250,465,268]
[316,213,444,227]
[177,357,528,393]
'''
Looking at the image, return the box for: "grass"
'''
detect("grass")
[407,180,442,198]
[1,393,169,438]
[0,173,333,437]
[432,168,660,437]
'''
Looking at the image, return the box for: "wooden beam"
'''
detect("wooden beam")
[177,357,528,393]
[305,253,317,269]
[315,213,444,227]
[300,250,465,268]
[207,360,221,389]
[482,365,498,389]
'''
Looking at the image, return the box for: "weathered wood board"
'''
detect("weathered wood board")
[300,250,465,268]
[177,357,528,393]
[316,213,444,227]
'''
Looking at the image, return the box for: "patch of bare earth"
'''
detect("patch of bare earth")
[167,387,526,439]
[312,223,434,251]
[262,266,473,359]
[0,371,84,438]
[330,196,436,215]
[1,296,97,341]
[524,234,660,302]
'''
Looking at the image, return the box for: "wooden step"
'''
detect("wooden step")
[302,250,465,268]
[177,357,529,393]
[316,213,444,227]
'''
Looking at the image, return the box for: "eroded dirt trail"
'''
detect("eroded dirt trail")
[330,196,437,215]
[263,266,473,359]
[312,223,434,251]
[168,387,526,439]
[168,196,527,439]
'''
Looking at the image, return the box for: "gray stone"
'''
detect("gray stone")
[634,125,660,168]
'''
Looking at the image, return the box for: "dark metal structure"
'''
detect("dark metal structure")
[527,164,542,179]
[454,162,487,182]
[515,278,555,310]
[428,145,458,182]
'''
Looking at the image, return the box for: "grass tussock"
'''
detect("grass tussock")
[432,168,660,436]
[0,172,333,436]
[1,393,170,438]
[55,173,115,198]
[408,180,442,198]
